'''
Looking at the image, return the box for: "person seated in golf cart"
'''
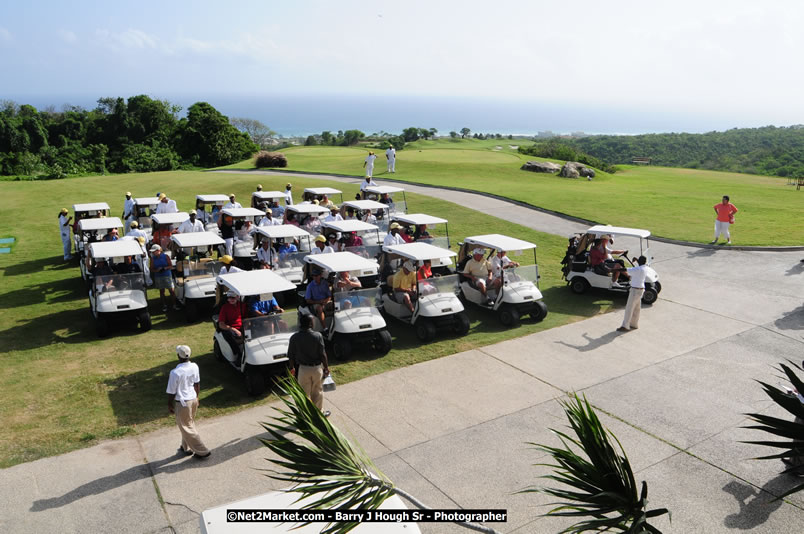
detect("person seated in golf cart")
[343,231,363,249]
[462,248,495,306]
[311,235,335,255]
[491,249,520,284]
[344,206,358,220]
[218,291,245,359]
[601,234,627,268]
[413,224,432,241]
[92,258,116,292]
[246,295,288,334]
[152,222,176,251]
[589,238,627,287]
[379,193,395,212]
[258,207,282,227]
[417,259,439,296]
[218,255,243,275]
[391,260,418,314]
[384,222,406,246]
[102,227,120,242]
[333,270,365,309]
[256,239,276,269]
[305,268,332,327]
[114,255,142,275]
[276,238,298,263]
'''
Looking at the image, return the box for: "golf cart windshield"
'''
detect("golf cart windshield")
[184,260,220,278]
[419,273,459,296]
[342,244,382,261]
[417,236,449,249]
[505,264,539,284]
[272,250,306,271]
[333,287,380,311]
[93,272,146,295]
[243,311,298,340]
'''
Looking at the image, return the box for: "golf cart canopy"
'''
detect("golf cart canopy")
[343,200,388,211]
[217,270,296,297]
[587,225,651,239]
[88,240,145,259]
[255,225,312,240]
[304,251,379,274]
[464,234,537,252]
[134,197,160,207]
[365,185,404,195]
[287,204,329,216]
[383,242,457,261]
[73,202,110,212]
[252,191,285,201]
[78,217,123,232]
[222,207,265,218]
[321,219,379,233]
[392,213,447,226]
[304,187,342,196]
[151,212,190,225]
[171,232,225,248]
[196,194,229,203]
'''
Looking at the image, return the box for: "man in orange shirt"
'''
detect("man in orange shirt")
[711,195,738,245]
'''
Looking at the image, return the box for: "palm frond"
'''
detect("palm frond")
[520,393,670,533]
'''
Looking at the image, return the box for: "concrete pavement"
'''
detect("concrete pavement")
[3,172,804,533]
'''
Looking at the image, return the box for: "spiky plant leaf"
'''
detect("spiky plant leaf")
[520,393,669,533]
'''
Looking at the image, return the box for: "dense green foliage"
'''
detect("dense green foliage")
[0,96,258,178]
[518,140,618,173]
[310,129,366,147]
[568,126,804,178]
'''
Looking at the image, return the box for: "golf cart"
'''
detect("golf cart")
[341,199,392,231]
[221,207,265,268]
[459,234,548,326]
[76,217,124,279]
[171,232,226,322]
[86,240,151,337]
[254,225,313,302]
[302,186,343,205]
[285,203,329,235]
[194,194,229,231]
[321,218,383,251]
[563,225,661,305]
[251,190,285,210]
[300,252,391,360]
[132,197,160,238]
[213,270,298,395]
[72,202,111,252]
[150,212,189,252]
[380,242,470,341]
[364,184,407,213]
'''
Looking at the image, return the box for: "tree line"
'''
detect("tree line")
[0,96,259,179]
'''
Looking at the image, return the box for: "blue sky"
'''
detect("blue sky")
[2,1,803,132]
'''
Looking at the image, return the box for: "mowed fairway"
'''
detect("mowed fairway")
[0,170,616,468]
[227,139,803,246]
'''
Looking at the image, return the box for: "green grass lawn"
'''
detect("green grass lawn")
[223,140,803,246]
[0,170,620,468]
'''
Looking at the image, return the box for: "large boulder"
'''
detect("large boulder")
[521,161,561,173]
[560,161,596,178]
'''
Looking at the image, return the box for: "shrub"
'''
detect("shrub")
[254,151,288,168]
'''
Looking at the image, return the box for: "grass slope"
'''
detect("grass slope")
[0,170,616,468]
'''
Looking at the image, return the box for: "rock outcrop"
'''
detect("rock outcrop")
[560,161,595,178]
[521,161,561,173]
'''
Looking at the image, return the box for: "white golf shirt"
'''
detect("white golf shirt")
[178,219,205,233]
[384,232,405,247]
[626,264,649,289]
[166,361,200,406]
[156,199,178,214]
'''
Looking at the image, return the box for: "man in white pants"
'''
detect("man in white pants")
[166,345,211,458]
[363,151,377,178]
[386,146,396,173]
[711,195,738,245]
[58,208,72,260]
[617,256,648,332]
[121,192,135,234]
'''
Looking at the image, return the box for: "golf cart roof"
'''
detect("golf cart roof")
[303,251,379,273]
[78,217,123,231]
[365,185,404,195]
[587,225,651,239]
[287,204,329,215]
[170,232,225,248]
[464,234,537,251]
[383,242,457,261]
[392,213,447,226]
[321,219,379,233]
[196,194,229,203]
[217,269,296,297]
[252,190,285,200]
[343,200,388,211]
[255,224,312,240]
[222,207,265,217]
[72,202,110,212]
[304,187,342,195]
[151,212,190,225]
[134,197,160,206]
[88,240,144,259]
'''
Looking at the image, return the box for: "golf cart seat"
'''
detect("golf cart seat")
[571,251,589,272]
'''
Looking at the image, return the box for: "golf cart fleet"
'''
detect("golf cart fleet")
[563,225,662,305]
[171,231,226,322]
[459,234,548,327]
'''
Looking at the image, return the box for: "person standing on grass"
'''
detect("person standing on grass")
[617,256,649,332]
[711,195,738,245]
[121,192,135,234]
[58,208,72,261]
[150,244,180,312]
[386,146,396,173]
[363,151,377,178]
[284,183,294,206]
[166,345,211,459]
[288,314,331,417]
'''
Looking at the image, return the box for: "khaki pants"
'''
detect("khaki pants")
[621,288,644,330]
[175,398,210,455]
[297,364,324,410]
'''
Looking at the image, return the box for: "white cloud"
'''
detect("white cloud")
[58,30,77,44]
[95,28,158,51]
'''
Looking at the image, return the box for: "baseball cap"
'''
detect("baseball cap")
[176,345,191,359]
[220,255,233,264]
[229,193,236,198]
[315,235,326,243]
[264,208,272,214]
[189,210,197,215]
[330,204,339,211]
[472,248,485,256]
[403,260,415,271]
[150,244,161,252]
[226,290,238,298]
[257,184,263,190]
[159,193,166,200]
[130,220,139,228]
[60,208,68,214]
[390,222,401,230]
[125,191,132,196]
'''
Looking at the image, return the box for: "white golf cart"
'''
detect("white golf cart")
[195,194,229,232]
[302,186,343,205]
[132,197,160,239]
[221,207,265,268]
[150,212,189,252]
[86,240,151,337]
[341,199,392,231]
[285,203,329,235]
[251,189,285,210]
[72,202,111,254]
[321,218,383,250]
[564,225,662,305]
[76,217,123,279]
[213,270,299,395]
[459,234,548,327]
[380,242,470,341]
[171,232,226,322]
[254,224,313,304]
[300,252,392,360]
[364,184,407,213]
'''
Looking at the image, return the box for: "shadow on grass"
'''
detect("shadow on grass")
[2,255,77,276]
[0,275,86,309]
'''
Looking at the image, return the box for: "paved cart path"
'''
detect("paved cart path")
[3,170,804,533]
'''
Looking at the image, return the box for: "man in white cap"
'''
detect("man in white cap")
[121,192,135,234]
[155,193,178,214]
[218,255,243,275]
[383,222,406,246]
[251,184,263,208]
[360,175,378,198]
[166,345,211,459]
[284,183,294,206]
[258,206,281,226]
[223,193,242,210]
[178,210,204,233]
[324,205,343,223]
[311,235,335,255]
[392,260,418,313]
[256,239,276,269]
[386,145,396,173]
[58,208,72,260]
[463,248,494,306]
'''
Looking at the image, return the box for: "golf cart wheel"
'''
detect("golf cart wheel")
[138,310,152,332]
[184,301,198,323]
[641,288,659,305]
[415,319,437,342]
[373,329,393,355]
[213,339,225,362]
[332,335,352,361]
[654,281,662,294]
[245,365,266,396]
[569,277,590,294]
[96,315,109,338]
[453,312,471,336]
[499,306,521,327]
[530,301,548,323]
